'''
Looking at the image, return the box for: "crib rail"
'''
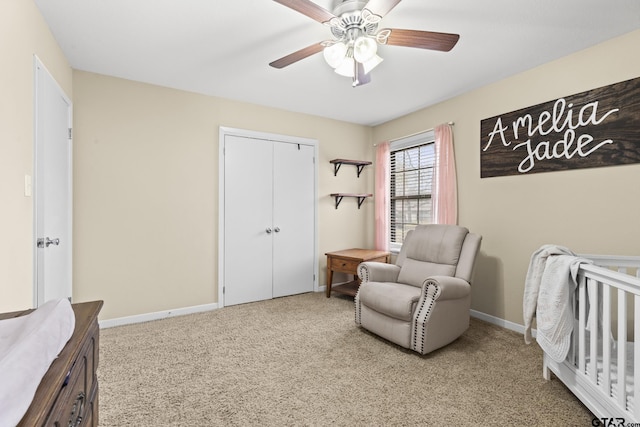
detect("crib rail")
[575,256,640,421]
[580,255,640,274]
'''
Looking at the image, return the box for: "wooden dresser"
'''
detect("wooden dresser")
[0,300,103,427]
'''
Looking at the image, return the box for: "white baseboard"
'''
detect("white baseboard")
[470,309,535,337]
[98,300,533,338]
[99,302,219,329]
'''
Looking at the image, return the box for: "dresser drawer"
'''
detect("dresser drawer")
[45,354,88,427]
[7,301,103,427]
[330,257,360,274]
[44,328,98,427]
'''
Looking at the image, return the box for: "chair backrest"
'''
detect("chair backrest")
[395,225,481,287]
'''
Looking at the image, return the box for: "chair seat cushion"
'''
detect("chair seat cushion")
[358,282,422,321]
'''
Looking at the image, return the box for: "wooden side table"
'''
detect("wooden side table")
[325,248,390,297]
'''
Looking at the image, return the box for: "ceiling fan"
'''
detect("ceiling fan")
[269,0,460,87]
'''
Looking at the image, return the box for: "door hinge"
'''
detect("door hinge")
[223,286,225,294]
[68,128,72,139]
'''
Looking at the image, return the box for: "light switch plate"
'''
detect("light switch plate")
[24,175,32,197]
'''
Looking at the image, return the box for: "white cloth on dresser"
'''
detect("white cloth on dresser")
[0,298,75,427]
[523,245,593,362]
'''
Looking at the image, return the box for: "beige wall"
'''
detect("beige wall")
[372,30,640,326]
[0,0,72,312]
[72,71,373,320]
[3,1,638,328]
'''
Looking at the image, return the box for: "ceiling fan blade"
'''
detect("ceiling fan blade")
[273,0,337,23]
[385,29,460,52]
[363,0,402,18]
[269,43,324,69]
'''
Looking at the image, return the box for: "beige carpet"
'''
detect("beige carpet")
[98,292,593,426]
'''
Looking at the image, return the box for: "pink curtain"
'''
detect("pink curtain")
[374,142,390,251]
[432,124,458,225]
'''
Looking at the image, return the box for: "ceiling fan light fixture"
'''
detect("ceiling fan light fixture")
[353,36,377,63]
[362,54,383,74]
[270,0,460,88]
[323,42,348,68]
[334,57,355,77]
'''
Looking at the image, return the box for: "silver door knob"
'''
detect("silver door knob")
[37,237,60,248]
[274,227,281,233]
[266,228,272,234]
[46,237,60,247]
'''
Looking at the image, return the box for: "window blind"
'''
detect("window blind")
[389,131,435,249]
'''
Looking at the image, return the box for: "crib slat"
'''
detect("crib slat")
[570,282,577,363]
[634,295,640,419]
[589,278,599,384]
[579,277,587,373]
[618,289,627,408]
[603,284,612,396]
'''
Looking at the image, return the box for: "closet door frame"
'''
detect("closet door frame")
[218,126,319,307]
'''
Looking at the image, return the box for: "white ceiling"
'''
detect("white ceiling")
[34,0,640,126]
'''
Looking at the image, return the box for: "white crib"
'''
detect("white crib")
[542,254,640,423]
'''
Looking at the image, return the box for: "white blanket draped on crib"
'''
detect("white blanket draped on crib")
[523,244,593,362]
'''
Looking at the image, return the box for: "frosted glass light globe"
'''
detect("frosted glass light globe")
[353,36,377,63]
[323,42,348,69]
[362,54,383,74]
[334,57,355,77]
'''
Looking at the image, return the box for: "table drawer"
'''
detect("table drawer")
[330,257,360,274]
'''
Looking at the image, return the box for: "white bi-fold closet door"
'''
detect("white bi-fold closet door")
[221,128,317,306]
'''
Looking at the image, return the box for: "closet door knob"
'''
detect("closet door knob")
[266,228,272,234]
[274,227,281,233]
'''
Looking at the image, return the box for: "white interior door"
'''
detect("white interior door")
[223,135,274,306]
[272,142,315,298]
[220,128,317,307]
[34,57,73,306]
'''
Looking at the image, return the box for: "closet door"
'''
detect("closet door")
[272,142,315,297]
[223,135,274,306]
[222,131,316,306]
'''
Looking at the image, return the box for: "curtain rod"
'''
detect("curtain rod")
[387,121,455,143]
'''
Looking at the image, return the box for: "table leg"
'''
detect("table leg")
[326,264,333,298]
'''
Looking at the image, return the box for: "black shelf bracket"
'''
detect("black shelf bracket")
[334,194,344,209]
[329,159,372,178]
[330,193,372,209]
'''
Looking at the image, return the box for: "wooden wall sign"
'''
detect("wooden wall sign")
[480,76,640,178]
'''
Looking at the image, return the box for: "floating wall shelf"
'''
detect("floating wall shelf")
[330,193,372,209]
[329,159,372,178]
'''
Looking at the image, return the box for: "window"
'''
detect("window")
[389,131,435,252]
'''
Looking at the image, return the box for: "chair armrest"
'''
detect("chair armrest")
[358,262,401,283]
[422,276,470,301]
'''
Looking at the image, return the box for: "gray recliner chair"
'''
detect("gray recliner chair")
[355,224,482,355]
